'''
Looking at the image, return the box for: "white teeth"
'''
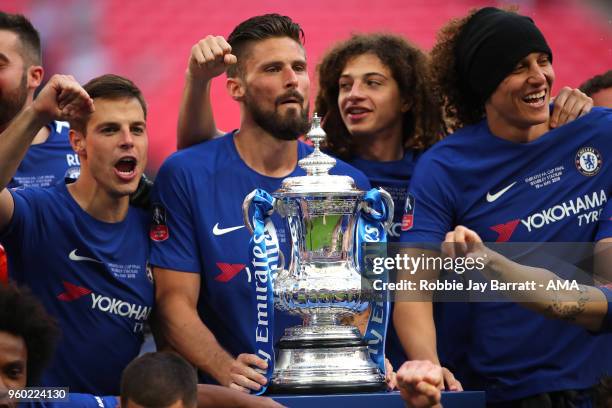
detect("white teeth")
[524,90,546,101]
[348,107,368,114]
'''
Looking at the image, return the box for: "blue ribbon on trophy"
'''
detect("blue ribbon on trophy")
[247,189,279,395]
[355,188,391,376]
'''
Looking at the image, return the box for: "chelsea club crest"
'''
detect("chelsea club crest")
[575,147,602,177]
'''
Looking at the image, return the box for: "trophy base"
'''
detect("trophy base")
[269,325,386,394]
[267,380,386,394]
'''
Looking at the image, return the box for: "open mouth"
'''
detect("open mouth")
[522,90,546,106]
[344,106,371,121]
[114,156,137,179]
[346,106,370,115]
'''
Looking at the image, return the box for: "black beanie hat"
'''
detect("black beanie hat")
[455,7,553,104]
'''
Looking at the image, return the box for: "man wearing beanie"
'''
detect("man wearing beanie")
[395,7,612,407]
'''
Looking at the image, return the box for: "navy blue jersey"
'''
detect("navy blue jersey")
[150,132,370,383]
[1,183,153,395]
[349,150,419,242]
[401,108,612,402]
[349,150,419,372]
[9,121,80,188]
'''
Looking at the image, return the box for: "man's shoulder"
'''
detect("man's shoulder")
[584,106,612,122]
[159,132,237,176]
[415,121,487,167]
[568,107,612,132]
[10,182,65,202]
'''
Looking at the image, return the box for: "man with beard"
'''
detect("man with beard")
[0,12,80,190]
[151,14,369,393]
[0,12,78,284]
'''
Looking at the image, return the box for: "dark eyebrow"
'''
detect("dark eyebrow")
[340,72,388,79]
[96,121,146,130]
[95,121,120,130]
[261,58,307,68]
[363,72,388,79]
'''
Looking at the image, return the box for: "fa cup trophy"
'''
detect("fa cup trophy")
[242,114,393,393]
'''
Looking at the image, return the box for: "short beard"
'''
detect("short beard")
[244,89,310,141]
[0,70,28,129]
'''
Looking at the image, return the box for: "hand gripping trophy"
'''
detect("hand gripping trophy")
[242,114,394,394]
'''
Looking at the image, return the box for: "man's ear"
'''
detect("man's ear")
[26,65,44,91]
[69,129,87,159]
[226,77,245,101]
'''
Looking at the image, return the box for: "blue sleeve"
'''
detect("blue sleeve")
[595,200,612,242]
[149,156,201,273]
[597,286,612,333]
[1,189,38,239]
[399,154,455,243]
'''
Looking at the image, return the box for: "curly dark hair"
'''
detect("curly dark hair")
[315,34,445,161]
[429,10,480,132]
[580,70,612,97]
[0,284,60,385]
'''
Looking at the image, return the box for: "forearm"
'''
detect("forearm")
[393,301,439,364]
[158,296,234,383]
[594,239,612,285]
[0,106,49,189]
[177,72,222,150]
[486,250,607,330]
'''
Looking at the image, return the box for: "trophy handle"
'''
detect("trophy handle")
[377,188,395,230]
[242,190,257,235]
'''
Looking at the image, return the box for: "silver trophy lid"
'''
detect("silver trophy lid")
[276,114,362,196]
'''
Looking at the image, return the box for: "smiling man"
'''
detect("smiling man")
[395,7,612,407]
[151,14,369,393]
[0,74,154,395]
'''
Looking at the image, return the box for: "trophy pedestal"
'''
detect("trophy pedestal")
[268,325,387,394]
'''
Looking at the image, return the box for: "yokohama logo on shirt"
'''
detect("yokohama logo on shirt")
[490,189,607,242]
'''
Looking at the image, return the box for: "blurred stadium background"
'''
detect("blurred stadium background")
[1,0,611,175]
